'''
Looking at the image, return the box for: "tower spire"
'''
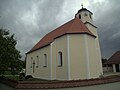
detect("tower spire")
[81,3,83,9]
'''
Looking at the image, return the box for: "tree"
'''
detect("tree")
[0,28,21,75]
[101,58,107,67]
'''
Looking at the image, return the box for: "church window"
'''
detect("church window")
[31,57,33,68]
[58,52,63,67]
[79,14,81,19]
[43,54,47,67]
[36,56,39,68]
[89,14,92,19]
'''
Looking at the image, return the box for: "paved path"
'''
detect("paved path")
[103,72,120,77]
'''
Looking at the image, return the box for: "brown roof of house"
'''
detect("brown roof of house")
[27,17,96,54]
[104,51,120,64]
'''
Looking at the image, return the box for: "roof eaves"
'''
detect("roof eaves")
[78,8,93,14]
[84,22,97,28]
[26,43,51,54]
[54,32,96,39]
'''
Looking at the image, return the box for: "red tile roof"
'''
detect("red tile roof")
[105,51,120,64]
[27,17,96,54]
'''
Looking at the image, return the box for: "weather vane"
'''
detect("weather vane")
[81,3,83,9]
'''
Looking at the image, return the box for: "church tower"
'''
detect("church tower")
[75,6,98,38]
[76,6,103,77]
[75,6,93,24]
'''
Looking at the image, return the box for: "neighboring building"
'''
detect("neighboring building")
[104,51,120,72]
[26,7,103,80]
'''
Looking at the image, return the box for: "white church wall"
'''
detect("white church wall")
[26,54,33,75]
[85,23,103,76]
[69,34,87,80]
[85,23,97,36]
[52,35,68,80]
[26,45,51,79]
[86,35,100,78]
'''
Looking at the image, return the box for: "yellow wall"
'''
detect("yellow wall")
[26,35,68,80]
[85,23,103,75]
[26,46,51,79]
[26,33,102,80]
[86,35,99,78]
[52,35,68,80]
[68,34,102,79]
[69,34,87,79]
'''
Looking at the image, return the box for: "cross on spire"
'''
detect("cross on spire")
[81,3,83,9]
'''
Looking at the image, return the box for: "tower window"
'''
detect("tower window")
[58,52,63,67]
[43,54,47,67]
[89,14,92,19]
[79,14,81,19]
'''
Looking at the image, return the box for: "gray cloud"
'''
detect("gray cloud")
[0,0,65,59]
[92,0,120,58]
[0,0,120,59]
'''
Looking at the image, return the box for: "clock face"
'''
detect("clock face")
[84,13,88,16]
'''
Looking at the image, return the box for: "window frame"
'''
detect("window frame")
[79,14,81,19]
[36,56,39,68]
[43,54,47,67]
[31,57,33,68]
[89,14,92,19]
[58,51,63,67]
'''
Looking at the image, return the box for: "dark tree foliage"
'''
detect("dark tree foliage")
[102,58,107,63]
[102,58,107,67]
[0,28,22,75]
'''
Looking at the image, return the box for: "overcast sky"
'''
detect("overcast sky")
[0,0,120,60]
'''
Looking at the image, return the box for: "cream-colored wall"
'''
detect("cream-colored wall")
[85,23,97,36]
[79,10,102,75]
[26,55,33,75]
[68,34,102,79]
[26,46,51,79]
[52,35,68,80]
[69,34,87,79]
[86,35,100,78]
[26,33,102,80]
[26,35,68,80]
[85,23,103,75]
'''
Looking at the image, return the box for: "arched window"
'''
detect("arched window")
[31,57,33,68]
[36,56,39,68]
[58,52,63,67]
[43,54,47,67]
[79,14,81,19]
[89,14,92,19]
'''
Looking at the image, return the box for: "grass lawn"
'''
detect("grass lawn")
[0,71,19,81]
[4,71,12,75]
[5,75,19,81]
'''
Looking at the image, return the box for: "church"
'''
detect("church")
[26,7,103,80]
